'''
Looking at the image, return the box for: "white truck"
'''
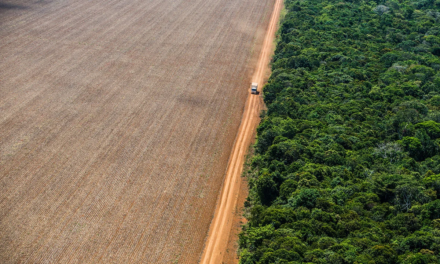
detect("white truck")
[251,82,258,94]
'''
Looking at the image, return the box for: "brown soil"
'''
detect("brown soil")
[199,0,283,263]
[220,159,250,264]
[0,0,273,263]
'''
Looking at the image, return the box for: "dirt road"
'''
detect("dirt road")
[199,0,283,263]
[0,0,273,263]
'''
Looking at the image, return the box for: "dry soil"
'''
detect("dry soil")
[0,0,273,262]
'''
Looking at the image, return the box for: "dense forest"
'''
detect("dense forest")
[239,0,440,262]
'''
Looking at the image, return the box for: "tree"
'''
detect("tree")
[287,188,320,209]
[373,5,390,16]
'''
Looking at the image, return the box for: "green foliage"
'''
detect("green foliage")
[287,188,321,209]
[239,0,440,262]
[415,121,440,138]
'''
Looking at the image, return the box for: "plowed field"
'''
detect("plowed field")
[0,0,274,262]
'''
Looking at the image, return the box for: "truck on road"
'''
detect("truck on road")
[251,83,258,94]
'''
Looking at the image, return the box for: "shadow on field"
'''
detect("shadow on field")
[0,2,28,10]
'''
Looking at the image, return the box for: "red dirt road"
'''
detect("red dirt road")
[200,0,283,263]
[0,0,273,263]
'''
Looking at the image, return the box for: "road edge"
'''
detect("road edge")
[199,0,283,262]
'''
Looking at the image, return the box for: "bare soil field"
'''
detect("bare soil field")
[0,0,274,262]
[200,0,282,262]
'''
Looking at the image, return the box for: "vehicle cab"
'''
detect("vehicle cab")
[251,82,258,94]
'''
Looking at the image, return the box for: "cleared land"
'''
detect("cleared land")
[200,0,282,262]
[0,0,273,262]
